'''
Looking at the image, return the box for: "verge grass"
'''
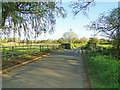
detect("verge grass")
[83,46,119,88]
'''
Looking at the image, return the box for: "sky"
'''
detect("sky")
[37,1,119,40]
[1,1,119,40]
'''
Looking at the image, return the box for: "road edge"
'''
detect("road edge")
[81,50,93,88]
[1,49,64,75]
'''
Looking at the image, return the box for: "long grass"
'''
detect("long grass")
[85,50,119,88]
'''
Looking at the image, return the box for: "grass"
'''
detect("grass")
[98,44,113,48]
[85,51,119,88]
[2,44,64,69]
[70,43,86,49]
[82,44,119,88]
[1,45,63,61]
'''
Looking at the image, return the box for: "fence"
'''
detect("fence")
[1,44,63,61]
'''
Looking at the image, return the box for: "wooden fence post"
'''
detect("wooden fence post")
[12,47,14,57]
[40,45,41,52]
[30,45,31,55]
[47,45,48,50]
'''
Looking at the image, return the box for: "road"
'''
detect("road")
[3,47,89,88]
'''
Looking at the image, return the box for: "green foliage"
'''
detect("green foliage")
[85,50,119,88]
[86,8,120,58]
[100,38,111,44]
[70,43,75,49]
[61,43,71,49]
[63,29,79,43]
[61,43,83,49]
[74,43,83,47]
[88,37,100,44]
[52,40,58,43]
[99,44,112,48]
[1,37,8,43]
[85,37,100,50]
[79,37,88,44]
[58,38,65,43]
[2,44,64,61]
[2,2,66,39]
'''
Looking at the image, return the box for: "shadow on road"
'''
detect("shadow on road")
[3,48,89,88]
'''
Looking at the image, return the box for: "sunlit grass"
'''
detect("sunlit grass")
[85,50,119,88]
[98,44,113,48]
[2,45,61,61]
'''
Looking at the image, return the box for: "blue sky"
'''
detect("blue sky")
[38,1,119,40]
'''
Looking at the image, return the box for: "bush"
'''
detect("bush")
[61,43,84,49]
[61,43,71,49]
[70,43,75,49]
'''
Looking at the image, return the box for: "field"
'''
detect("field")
[1,44,64,69]
[98,44,113,48]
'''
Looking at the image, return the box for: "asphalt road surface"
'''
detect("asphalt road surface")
[3,47,89,88]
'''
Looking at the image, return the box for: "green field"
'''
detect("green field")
[1,44,63,61]
[98,44,113,48]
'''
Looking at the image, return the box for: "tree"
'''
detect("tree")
[72,37,80,43]
[2,1,95,39]
[40,40,47,43]
[2,2,66,39]
[46,39,53,43]
[52,40,58,43]
[57,37,65,43]
[70,0,94,16]
[100,38,111,44]
[88,37,100,44]
[2,37,8,43]
[37,40,41,43]
[63,29,78,43]
[86,8,120,57]
[79,37,88,44]
[100,38,106,44]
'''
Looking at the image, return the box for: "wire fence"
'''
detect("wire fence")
[0,44,64,62]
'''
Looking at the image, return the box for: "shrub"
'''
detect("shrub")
[61,43,71,49]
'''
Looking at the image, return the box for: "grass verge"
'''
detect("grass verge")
[84,50,119,88]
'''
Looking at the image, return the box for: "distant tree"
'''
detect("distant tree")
[63,29,78,43]
[37,40,41,43]
[2,37,8,43]
[72,37,80,43]
[41,40,47,43]
[79,37,88,44]
[13,38,19,43]
[100,38,111,44]
[52,40,58,43]
[100,38,106,44]
[57,37,65,43]
[46,39,53,43]
[88,37,100,45]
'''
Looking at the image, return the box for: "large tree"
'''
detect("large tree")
[63,29,78,43]
[1,1,94,39]
[2,2,67,39]
[86,8,120,57]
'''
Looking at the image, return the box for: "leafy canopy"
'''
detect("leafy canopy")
[2,2,66,39]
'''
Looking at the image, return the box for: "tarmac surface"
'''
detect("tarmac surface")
[3,47,89,88]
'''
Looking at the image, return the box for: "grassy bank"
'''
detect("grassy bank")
[82,46,119,88]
